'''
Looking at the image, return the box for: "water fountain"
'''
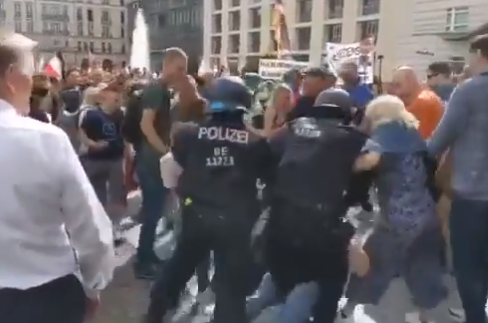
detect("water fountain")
[130,9,150,72]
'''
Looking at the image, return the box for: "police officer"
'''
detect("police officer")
[143,76,275,323]
[264,88,373,323]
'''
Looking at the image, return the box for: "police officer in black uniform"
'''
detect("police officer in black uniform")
[263,88,373,323]
[143,76,275,323]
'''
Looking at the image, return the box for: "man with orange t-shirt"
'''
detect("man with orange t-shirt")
[390,67,444,138]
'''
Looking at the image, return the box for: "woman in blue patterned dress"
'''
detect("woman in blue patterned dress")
[342,95,447,322]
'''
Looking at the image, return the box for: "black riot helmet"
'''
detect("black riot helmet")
[206,76,252,114]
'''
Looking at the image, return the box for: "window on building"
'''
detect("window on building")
[101,42,106,53]
[213,0,222,11]
[211,36,222,54]
[78,41,82,51]
[296,27,311,50]
[14,2,21,18]
[83,42,88,52]
[77,22,83,35]
[121,44,125,54]
[120,11,125,23]
[120,27,125,37]
[360,0,380,16]
[102,11,110,24]
[328,0,343,19]
[89,41,95,52]
[102,25,110,37]
[231,0,240,8]
[357,19,378,40]
[446,7,469,32]
[248,31,260,53]
[102,0,109,4]
[249,7,261,29]
[42,21,48,31]
[229,10,240,31]
[228,34,240,53]
[324,23,342,43]
[296,0,312,23]
[27,20,33,32]
[77,8,83,20]
[63,5,68,15]
[26,2,33,19]
[212,14,222,33]
[158,14,166,27]
[108,42,112,53]
[51,22,61,33]
[14,21,22,32]
[87,9,93,22]
[88,22,94,35]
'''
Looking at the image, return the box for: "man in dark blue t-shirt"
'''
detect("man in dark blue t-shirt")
[79,83,126,218]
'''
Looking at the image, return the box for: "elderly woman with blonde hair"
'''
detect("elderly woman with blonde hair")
[342,95,447,323]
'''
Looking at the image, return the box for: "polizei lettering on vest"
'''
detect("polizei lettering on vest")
[198,126,249,144]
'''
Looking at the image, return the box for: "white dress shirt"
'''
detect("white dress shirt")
[0,100,114,293]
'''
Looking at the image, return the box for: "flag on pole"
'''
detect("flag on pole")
[44,55,62,79]
[271,0,291,58]
[36,55,45,72]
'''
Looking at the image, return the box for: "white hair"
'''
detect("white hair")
[82,85,104,106]
[269,83,293,107]
[365,95,419,129]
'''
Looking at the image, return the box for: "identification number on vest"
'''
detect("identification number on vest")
[205,146,235,167]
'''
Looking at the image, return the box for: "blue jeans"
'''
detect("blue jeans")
[246,273,319,323]
[450,197,488,323]
[135,145,169,265]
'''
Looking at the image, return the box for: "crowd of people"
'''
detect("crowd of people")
[1,30,488,323]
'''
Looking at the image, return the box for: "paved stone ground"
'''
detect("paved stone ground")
[92,192,466,323]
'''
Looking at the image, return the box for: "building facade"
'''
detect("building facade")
[395,0,488,76]
[0,0,128,66]
[141,0,203,71]
[203,0,487,81]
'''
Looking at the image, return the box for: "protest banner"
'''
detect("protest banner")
[258,59,309,79]
[323,40,375,84]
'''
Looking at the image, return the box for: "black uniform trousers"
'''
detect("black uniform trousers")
[264,203,352,323]
[0,274,86,323]
[148,203,257,323]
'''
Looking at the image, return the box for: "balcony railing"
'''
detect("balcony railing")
[41,29,71,36]
[41,13,70,21]
[328,6,343,19]
[361,3,379,16]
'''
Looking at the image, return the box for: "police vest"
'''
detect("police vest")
[273,117,368,211]
[176,120,264,211]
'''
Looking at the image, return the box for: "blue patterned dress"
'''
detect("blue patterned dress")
[345,122,447,309]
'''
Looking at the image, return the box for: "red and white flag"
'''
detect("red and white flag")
[44,55,62,79]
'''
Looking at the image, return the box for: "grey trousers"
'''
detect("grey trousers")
[81,157,126,218]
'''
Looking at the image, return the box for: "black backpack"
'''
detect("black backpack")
[121,89,144,145]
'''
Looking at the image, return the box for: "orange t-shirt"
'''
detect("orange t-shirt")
[406,90,444,139]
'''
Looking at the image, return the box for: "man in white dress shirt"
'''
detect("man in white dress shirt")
[0,32,115,323]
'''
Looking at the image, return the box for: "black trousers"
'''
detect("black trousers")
[0,274,86,323]
[148,204,257,323]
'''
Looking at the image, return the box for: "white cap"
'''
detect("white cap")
[0,31,37,50]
